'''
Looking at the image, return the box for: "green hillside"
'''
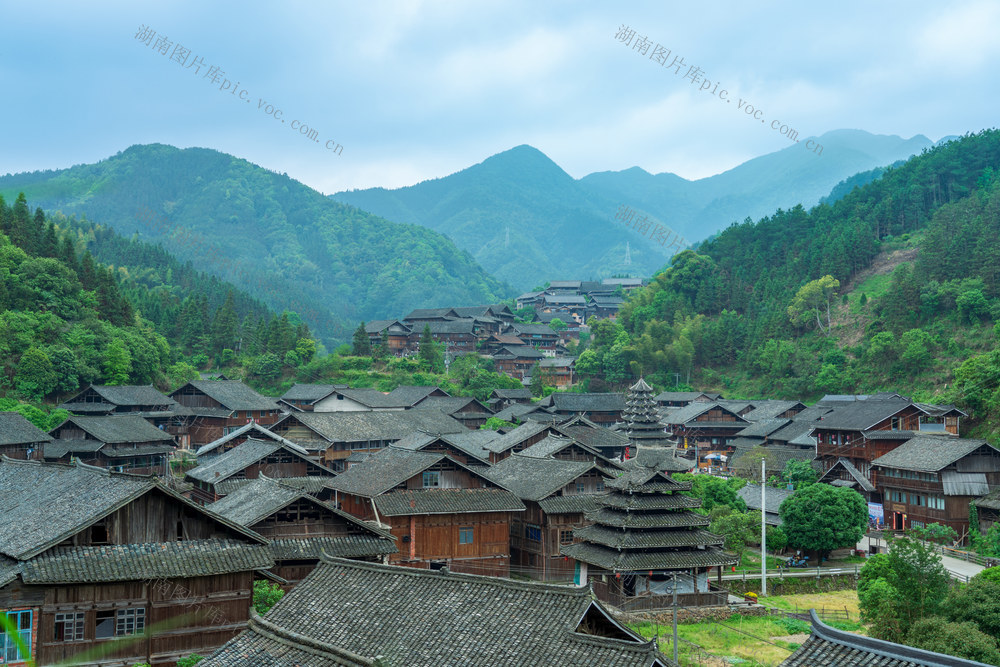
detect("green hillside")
[0,144,513,347]
[576,129,1000,436]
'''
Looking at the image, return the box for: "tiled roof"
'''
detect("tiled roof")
[19,539,274,584]
[605,468,688,492]
[813,399,914,431]
[561,541,736,571]
[493,403,546,422]
[215,476,331,496]
[782,609,990,666]
[416,396,485,414]
[391,431,496,464]
[743,401,804,422]
[573,525,723,550]
[586,508,710,529]
[729,445,815,473]
[324,447,447,497]
[44,442,175,459]
[195,421,304,457]
[601,493,701,510]
[365,319,411,334]
[87,384,177,407]
[540,393,625,413]
[626,449,693,472]
[404,307,459,320]
[538,495,602,515]
[558,422,631,452]
[653,391,721,403]
[511,323,559,336]
[179,380,281,412]
[819,458,876,493]
[738,483,795,516]
[53,415,172,444]
[871,436,995,472]
[483,453,599,500]
[338,388,408,408]
[267,536,397,560]
[373,489,525,516]
[280,383,343,402]
[200,556,671,667]
[423,319,476,335]
[187,438,322,484]
[519,434,600,460]
[0,556,20,587]
[280,409,466,443]
[208,476,313,525]
[485,420,553,453]
[862,429,918,440]
[735,419,791,438]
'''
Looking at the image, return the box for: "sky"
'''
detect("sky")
[1,1,998,195]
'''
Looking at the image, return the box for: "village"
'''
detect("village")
[1,340,995,665]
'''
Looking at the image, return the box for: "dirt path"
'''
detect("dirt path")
[841,246,919,294]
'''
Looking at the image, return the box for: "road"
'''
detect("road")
[857,535,984,582]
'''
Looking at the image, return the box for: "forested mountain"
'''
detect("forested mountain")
[0,144,512,347]
[332,130,934,290]
[576,129,1000,435]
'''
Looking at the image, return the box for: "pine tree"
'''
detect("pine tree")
[352,322,372,356]
[210,292,240,354]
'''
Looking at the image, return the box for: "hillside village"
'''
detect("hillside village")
[2,370,997,665]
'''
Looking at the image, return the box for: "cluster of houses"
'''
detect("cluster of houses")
[0,376,995,666]
[364,279,646,385]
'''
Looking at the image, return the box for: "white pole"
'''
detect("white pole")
[761,458,767,597]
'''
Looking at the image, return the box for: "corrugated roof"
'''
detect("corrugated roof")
[941,471,989,497]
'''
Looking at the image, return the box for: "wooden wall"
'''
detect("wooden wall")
[387,512,511,576]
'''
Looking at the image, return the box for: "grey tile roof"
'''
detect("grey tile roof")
[540,392,626,413]
[518,434,601,460]
[267,535,397,560]
[493,403,546,422]
[324,447,446,497]
[46,442,175,459]
[391,431,495,464]
[482,453,599,501]
[373,488,525,516]
[862,429,919,440]
[201,556,671,667]
[215,476,332,496]
[653,391,721,403]
[87,384,177,407]
[871,436,996,472]
[0,457,155,560]
[492,389,532,400]
[626,449,693,472]
[19,539,274,584]
[280,409,466,443]
[813,399,914,431]
[743,401,805,421]
[738,483,795,516]
[819,458,876,492]
[735,419,791,438]
[404,307,459,320]
[195,421,304,457]
[585,508,711,529]
[187,438,324,484]
[660,402,715,425]
[365,319,411,334]
[280,383,344,402]
[0,411,54,447]
[52,415,173,444]
[208,476,313,525]
[562,541,736,571]
[729,445,815,473]
[0,556,20,588]
[557,422,632,452]
[538,495,602,515]
[574,525,723,550]
[768,419,821,445]
[782,609,992,666]
[511,323,559,336]
[416,396,486,414]
[179,380,281,411]
[485,420,553,454]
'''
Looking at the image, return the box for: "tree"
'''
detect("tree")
[906,618,1000,665]
[674,474,747,512]
[909,522,958,545]
[15,347,57,399]
[943,576,1000,639]
[529,363,544,397]
[548,318,568,333]
[418,324,443,373]
[730,446,779,482]
[481,417,516,431]
[857,535,951,640]
[779,484,867,558]
[252,580,285,616]
[782,460,819,489]
[352,322,372,356]
[102,338,133,385]
[786,275,839,333]
[709,506,759,563]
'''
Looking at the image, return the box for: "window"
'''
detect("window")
[526,524,542,542]
[54,612,85,642]
[928,496,946,510]
[559,530,575,544]
[422,471,440,488]
[891,417,902,430]
[90,523,109,545]
[459,527,474,545]
[575,482,585,493]
[596,481,604,492]
[911,520,925,529]
[1,610,31,662]
[96,608,145,639]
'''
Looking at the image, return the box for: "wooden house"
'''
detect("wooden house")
[872,436,1000,537]
[168,381,283,448]
[201,556,670,667]
[46,415,176,475]
[402,307,460,324]
[57,385,179,428]
[0,412,52,461]
[481,332,528,355]
[538,295,588,324]
[186,438,336,505]
[412,320,479,354]
[391,430,498,467]
[492,344,547,378]
[276,383,348,412]
[194,421,304,460]
[483,420,562,464]
[537,392,626,425]
[653,391,722,408]
[553,415,633,461]
[539,357,576,387]
[364,319,412,355]
[509,322,560,353]
[663,401,750,465]
[487,388,533,412]
[268,409,467,471]
[208,476,397,586]
[484,453,613,580]
[415,395,493,428]
[0,457,272,667]
[325,447,524,576]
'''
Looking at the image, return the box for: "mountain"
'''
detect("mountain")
[576,129,1000,433]
[332,130,934,290]
[0,145,513,346]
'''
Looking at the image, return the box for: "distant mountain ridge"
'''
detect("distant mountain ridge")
[0,144,513,346]
[332,130,936,290]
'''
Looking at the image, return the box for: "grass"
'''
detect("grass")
[758,589,861,622]
[632,614,801,666]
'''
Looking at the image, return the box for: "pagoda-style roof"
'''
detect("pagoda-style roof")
[562,464,736,575]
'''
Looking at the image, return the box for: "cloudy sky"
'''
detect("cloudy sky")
[2,1,997,194]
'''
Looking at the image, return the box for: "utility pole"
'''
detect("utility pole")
[761,458,767,597]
